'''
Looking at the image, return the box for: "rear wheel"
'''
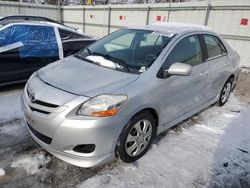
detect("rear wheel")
[218,79,232,106]
[116,111,156,163]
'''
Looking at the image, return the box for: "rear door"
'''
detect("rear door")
[0,24,59,84]
[161,34,210,126]
[201,34,229,100]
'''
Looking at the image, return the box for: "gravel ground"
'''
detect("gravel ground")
[234,67,250,103]
[0,69,249,188]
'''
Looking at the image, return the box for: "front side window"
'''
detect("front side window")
[0,24,59,59]
[204,34,227,59]
[75,29,174,73]
[164,35,202,68]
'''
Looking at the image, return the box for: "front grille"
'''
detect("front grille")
[32,100,59,108]
[27,87,59,108]
[27,122,52,144]
[29,106,50,114]
[26,87,60,115]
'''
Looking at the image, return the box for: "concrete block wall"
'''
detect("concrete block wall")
[0,1,58,21]
[62,0,250,67]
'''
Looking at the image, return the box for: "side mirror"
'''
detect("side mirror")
[164,62,192,78]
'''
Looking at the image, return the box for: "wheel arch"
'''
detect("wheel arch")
[115,107,159,161]
[137,108,159,128]
[229,74,234,83]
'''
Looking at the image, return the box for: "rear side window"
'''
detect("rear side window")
[59,29,86,40]
[204,35,227,59]
[164,35,202,68]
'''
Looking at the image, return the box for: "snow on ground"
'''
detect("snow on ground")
[241,67,250,73]
[0,91,22,123]
[0,120,27,136]
[78,95,250,188]
[0,169,5,176]
[11,154,51,175]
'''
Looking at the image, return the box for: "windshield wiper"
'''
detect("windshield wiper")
[92,52,132,73]
[86,47,92,55]
[74,53,95,63]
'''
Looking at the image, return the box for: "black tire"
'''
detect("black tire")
[116,111,156,163]
[218,78,232,106]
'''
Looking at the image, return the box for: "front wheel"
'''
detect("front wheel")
[116,111,156,163]
[218,79,232,106]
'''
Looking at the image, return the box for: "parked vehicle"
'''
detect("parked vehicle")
[0,19,97,86]
[22,22,240,168]
[0,15,79,31]
[0,15,62,24]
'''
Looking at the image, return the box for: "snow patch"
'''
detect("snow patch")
[86,55,118,69]
[11,154,50,175]
[0,168,5,176]
[223,113,236,118]
[0,91,22,123]
[151,22,213,31]
[0,122,27,136]
[241,67,250,73]
[195,124,225,135]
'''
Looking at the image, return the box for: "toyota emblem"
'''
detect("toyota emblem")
[28,91,36,102]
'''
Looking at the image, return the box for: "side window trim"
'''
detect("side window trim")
[54,27,64,59]
[206,53,228,62]
[198,34,208,62]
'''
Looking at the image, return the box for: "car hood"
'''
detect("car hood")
[38,56,139,97]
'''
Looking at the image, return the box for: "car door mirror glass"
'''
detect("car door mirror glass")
[164,62,192,77]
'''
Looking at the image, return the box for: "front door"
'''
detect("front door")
[161,34,209,126]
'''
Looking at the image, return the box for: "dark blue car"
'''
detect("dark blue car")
[0,18,96,86]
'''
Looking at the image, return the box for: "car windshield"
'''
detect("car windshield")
[75,29,174,73]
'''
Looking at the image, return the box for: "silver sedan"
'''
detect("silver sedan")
[22,22,240,167]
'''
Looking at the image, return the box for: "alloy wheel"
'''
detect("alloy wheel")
[125,119,153,157]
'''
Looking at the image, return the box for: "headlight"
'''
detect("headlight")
[77,94,127,117]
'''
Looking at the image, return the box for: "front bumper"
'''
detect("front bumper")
[26,122,115,167]
[22,84,127,168]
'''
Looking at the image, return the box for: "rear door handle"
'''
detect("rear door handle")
[200,72,208,78]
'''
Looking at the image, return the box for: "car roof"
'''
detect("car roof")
[128,22,214,36]
[0,15,60,23]
[0,15,81,33]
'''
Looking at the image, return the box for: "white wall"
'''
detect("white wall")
[62,0,250,67]
[0,1,58,21]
